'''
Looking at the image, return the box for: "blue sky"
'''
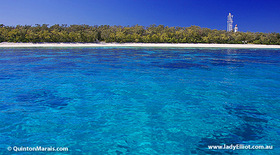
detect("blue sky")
[0,0,279,32]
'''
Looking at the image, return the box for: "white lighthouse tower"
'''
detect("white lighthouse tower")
[227,13,233,32]
[234,24,238,32]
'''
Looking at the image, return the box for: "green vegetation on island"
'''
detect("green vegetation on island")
[0,24,279,44]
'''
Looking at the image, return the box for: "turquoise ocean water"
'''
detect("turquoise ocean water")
[0,47,279,154]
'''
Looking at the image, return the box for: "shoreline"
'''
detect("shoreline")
[0,42,280,49]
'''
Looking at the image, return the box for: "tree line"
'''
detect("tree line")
[0,24,279,44]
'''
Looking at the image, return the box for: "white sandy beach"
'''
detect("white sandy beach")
[0,42,280,49]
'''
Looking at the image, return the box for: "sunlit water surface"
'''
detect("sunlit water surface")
[0,47,279,154]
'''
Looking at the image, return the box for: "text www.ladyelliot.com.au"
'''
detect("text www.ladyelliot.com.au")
[208,144,273,150]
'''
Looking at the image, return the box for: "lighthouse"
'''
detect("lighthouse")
[234,24,238,32]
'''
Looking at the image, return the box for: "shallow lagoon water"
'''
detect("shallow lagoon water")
[0,47,279,154]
